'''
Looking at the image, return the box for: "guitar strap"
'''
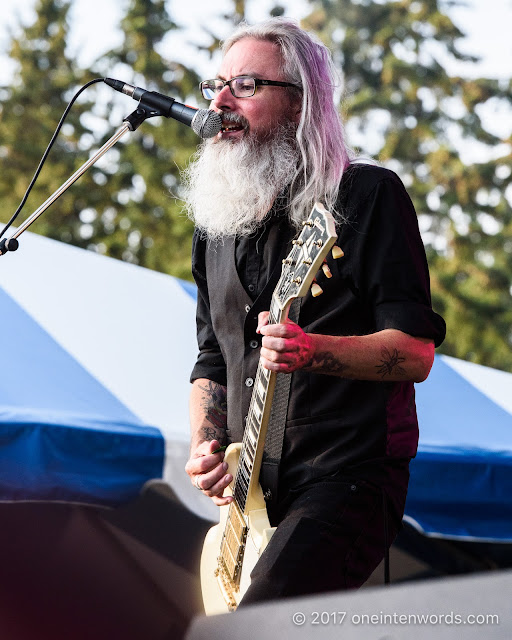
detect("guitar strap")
[260,297,301,504]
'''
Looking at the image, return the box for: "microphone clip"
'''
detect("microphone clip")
[123,104,162,131]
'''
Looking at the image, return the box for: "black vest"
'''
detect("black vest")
[205,227,291,445]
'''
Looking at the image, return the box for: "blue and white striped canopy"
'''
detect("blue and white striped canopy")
[1,230,511,540]
[0,230,214,517]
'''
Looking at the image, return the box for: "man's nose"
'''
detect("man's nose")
[211,84,236,111]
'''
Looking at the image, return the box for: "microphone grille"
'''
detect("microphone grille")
[191,109,222,139]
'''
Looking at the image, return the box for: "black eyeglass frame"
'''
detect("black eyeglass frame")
[199,75,300,100]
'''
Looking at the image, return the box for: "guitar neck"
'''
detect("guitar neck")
[231,203,338,516]
[232,301,288,515]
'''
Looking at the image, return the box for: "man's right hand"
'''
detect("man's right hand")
[185,439,233,506]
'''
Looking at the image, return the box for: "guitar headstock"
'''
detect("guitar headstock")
[274,202,338,311]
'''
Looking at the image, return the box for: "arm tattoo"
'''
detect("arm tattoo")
[306,351,349,375]
[198,380,228,443]
[375,348,406,378]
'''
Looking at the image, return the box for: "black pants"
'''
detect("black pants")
[239,463,409,606]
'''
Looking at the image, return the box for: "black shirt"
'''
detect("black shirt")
[191,164,446,492]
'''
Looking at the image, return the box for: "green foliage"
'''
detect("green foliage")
[0,0,203,281]
[89,0,202,279]
[0,0,104,248]
[303,0,512,371]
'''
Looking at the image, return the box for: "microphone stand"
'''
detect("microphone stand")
[0,107,151,257]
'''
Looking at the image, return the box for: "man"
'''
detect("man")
[183,17,445,604]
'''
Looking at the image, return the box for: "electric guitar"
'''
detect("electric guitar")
[200,202,340,614]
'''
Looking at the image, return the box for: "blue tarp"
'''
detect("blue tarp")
[409,356,512,541]
[0,287,164,505]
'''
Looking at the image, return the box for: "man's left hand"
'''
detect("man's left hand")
[257,311,314,373]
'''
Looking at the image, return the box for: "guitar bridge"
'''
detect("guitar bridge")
[214,560,238,611]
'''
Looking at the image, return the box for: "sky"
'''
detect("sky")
[0,0,311,82]
[0,0,511,82]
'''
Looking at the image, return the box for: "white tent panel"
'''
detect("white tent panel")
[0,230,198,442]
[441,354,512,415]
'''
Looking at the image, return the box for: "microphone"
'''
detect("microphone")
[104,78,222,139]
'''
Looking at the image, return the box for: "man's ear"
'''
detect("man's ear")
[290,95,302,124]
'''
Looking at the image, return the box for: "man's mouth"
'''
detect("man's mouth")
[221,122,245,133]
[220,114,248,134]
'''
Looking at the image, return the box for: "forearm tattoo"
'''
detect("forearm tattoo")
[375,347,406,378]
[198,380,228,443]
[306,346,407,379]
[306,351,349,375]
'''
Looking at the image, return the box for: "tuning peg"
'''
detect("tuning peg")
[322,263,332,279]
[332,245,344,259]
[311,282,323,297]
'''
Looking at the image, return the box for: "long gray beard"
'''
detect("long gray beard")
[181,125,300,240]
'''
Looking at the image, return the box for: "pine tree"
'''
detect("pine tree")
[89,0,203,279]
[0,0,206,281]
[303,0,512,370]
[0,0,105,249]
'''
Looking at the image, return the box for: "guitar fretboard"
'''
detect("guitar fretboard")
[233,303,283,513]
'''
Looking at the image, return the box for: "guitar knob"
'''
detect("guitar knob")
[311,283,323,297]
[322,263,332,278]
[332,245,344,259]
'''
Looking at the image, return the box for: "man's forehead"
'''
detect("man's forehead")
[217,39,284,80]
[216,70,262,80]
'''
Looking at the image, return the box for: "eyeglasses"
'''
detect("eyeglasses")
[199,76,300,100]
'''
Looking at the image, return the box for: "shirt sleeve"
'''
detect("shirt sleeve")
[353,170,446,347]
[189,231,228,385]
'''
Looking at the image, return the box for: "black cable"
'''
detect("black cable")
[0,77,105,240]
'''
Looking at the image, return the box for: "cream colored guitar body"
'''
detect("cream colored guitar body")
[200,443,276,615]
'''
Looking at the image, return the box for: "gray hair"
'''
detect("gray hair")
[223,17,352,225]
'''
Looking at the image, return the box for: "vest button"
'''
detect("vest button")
[245,377,254,387]
[245,304,251,313]
[249,340,258,349]
[248,284,255,292]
